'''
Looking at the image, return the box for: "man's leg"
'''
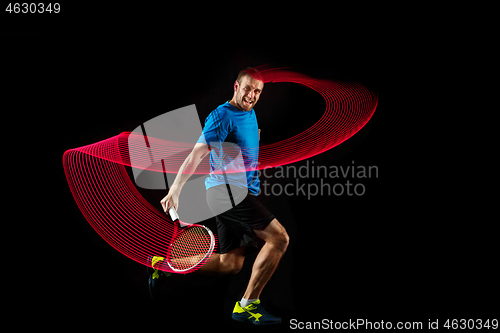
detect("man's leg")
[197,246,246,275]
[242,218,289,300]
[148,245,245,299]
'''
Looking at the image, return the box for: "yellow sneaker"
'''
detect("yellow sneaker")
[232,299,281,325]
[147,256,171,299]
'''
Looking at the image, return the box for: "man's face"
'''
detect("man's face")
[234,76,264,111]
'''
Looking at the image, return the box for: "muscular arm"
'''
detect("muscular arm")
[160,142,210,213]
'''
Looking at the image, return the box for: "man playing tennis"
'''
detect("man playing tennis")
[156,68,288,325]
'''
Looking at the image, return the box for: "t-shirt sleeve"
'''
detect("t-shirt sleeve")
[196,108,231,150]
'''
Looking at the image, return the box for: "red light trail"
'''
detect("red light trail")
[63,67,378,273]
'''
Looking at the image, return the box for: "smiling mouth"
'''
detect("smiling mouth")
[243,97,253,106]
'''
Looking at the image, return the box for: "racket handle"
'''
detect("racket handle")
[169,206,179,222]
[169,206,189,228]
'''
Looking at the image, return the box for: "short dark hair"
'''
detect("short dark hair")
[236,67,264,84]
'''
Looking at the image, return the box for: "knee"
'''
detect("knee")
[228,259,244,275]
[231,262,243,275]
[220,254,244,275]
[281,230,290,251]
[273,228,289,253]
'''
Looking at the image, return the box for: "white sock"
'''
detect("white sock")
[240,297,258,308]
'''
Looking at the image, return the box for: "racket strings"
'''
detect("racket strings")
[168,226,213,271]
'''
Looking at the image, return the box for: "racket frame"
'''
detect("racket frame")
[165,222,216,273]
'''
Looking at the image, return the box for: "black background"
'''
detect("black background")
[3,3,497,330]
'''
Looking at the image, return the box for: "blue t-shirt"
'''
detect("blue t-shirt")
[197,102,260,194]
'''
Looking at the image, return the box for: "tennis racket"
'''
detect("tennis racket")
[165,207,217,273]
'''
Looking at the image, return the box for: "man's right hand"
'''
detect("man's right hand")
[160,188,179,215]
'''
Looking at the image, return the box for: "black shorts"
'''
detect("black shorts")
[206,185,275,254]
